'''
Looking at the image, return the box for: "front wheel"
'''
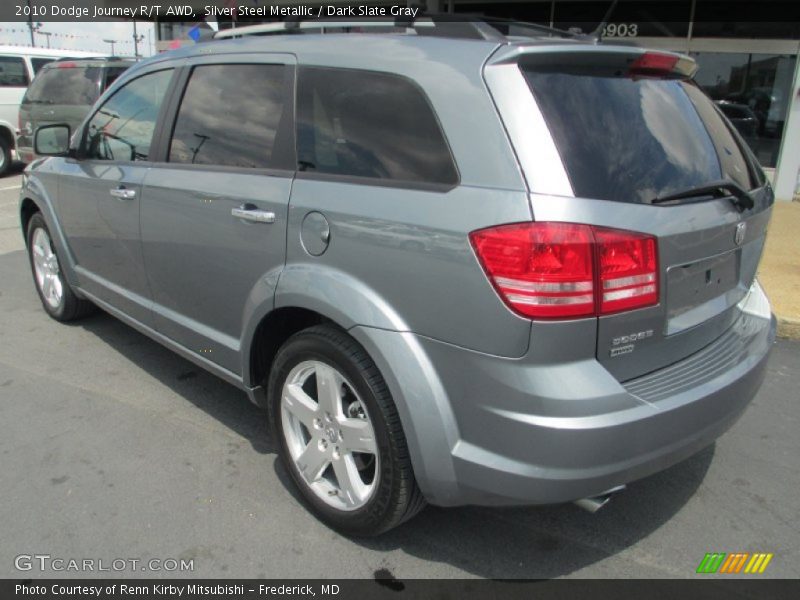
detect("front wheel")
[268,325,425,536]
[26,213,94,321]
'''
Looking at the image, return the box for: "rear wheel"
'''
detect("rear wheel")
[0,136,11,177]
[268,325,425,536]
[26,213,94,321]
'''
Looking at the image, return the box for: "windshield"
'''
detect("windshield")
[522,58,755,204]
[24,65,101,106]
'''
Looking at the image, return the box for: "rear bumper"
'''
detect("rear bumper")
[355,282,776,507]
[451,316,773,506]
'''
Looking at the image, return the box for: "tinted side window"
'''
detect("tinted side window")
[84,69,173,162]
[31,58,55,75]
[24,66,100,106]
[296,67,458,186]
[0,56,28,87]
[103,66,130,90]
[169,64,286,169]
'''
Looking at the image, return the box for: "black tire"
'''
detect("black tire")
[268,324,426,536]
[26,212,95,322]
[0,136,11,177]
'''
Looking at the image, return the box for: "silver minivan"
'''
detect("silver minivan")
[20,20,775,536]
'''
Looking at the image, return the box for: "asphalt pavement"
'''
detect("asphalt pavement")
[0,168,798,579]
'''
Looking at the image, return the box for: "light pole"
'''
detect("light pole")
[26,0,35,46]
[39,31,52,48]
[103,39,118,55]
[28,19,42,47]
[132,21,145,59]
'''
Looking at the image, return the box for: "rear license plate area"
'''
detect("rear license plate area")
[666,250,741,334]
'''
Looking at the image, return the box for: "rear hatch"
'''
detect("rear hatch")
[19,62,102,152]
[497,48,773,381]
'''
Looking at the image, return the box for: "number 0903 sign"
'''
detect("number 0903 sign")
[603,23,639,37]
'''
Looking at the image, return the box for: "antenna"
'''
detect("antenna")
[591,0,621,43]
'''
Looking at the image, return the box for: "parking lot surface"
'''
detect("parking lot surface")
[1,171,798,579]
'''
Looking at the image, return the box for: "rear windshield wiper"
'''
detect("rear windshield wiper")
[650,179,755,212]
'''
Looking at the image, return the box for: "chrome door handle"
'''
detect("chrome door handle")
[109,187,136,200]
[231,206,275,224]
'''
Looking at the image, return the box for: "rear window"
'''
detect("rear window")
[24,65,100,106]
[522,57,755,204]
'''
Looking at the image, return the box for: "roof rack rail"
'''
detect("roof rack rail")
[53,55,131,61]
[212,14,587,43]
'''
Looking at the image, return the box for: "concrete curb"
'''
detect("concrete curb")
[777,317,800,340]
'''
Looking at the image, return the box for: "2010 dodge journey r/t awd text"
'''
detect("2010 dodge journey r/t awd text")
[20,19,776,536]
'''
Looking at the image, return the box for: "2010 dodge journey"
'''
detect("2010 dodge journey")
[20,19,776,535]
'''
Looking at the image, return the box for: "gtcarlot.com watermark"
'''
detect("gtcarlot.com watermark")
[15,554,194,573]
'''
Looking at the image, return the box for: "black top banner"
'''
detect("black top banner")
[1,1,799,23]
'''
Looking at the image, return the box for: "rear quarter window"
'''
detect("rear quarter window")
[296,67,458,187]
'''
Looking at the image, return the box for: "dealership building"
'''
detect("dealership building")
[151,0,800,200]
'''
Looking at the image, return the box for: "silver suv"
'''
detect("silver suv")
[20,20,776,536]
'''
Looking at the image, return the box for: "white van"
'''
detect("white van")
[0,46,103,175]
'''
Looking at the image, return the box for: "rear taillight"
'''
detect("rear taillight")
[470,222,658,320]
[594,228,658,314]
[629,52,679,74]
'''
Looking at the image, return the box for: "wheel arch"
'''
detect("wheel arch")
[245,306,333,400]
[20,197,40,244]
[0,123,15,150]
[243,264,411,393]
[18,184,81,289]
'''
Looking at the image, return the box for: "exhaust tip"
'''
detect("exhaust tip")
[573,485,626,513]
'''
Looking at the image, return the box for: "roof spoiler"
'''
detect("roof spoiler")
[488,45,698,78]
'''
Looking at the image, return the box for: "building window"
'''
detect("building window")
[692,2,800,39]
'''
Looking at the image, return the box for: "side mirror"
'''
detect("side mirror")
[34,124,71,157]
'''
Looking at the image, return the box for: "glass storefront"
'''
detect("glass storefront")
[691,52,797,167]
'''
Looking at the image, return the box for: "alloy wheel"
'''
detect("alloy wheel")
[280,360,379,511]
[31,227,63,309]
